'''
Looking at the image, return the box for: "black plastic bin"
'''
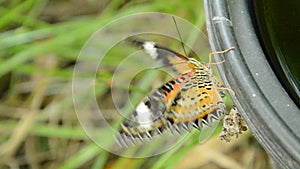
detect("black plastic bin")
[204,0,300,168]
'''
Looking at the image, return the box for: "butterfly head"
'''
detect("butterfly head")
[187,58,211,73]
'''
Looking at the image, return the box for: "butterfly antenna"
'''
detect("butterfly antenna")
[172,16,188,56]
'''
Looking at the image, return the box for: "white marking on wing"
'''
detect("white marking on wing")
[135,102,153,128]
[143,41,158,59]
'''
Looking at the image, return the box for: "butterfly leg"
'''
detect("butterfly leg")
[216,87,236,96]
[208,47,235,65]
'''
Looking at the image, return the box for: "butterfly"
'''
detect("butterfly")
[116,38,235,147]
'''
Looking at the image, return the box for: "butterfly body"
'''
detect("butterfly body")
[117,38,228,145]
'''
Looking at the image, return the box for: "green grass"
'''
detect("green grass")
[0,0,270,169]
